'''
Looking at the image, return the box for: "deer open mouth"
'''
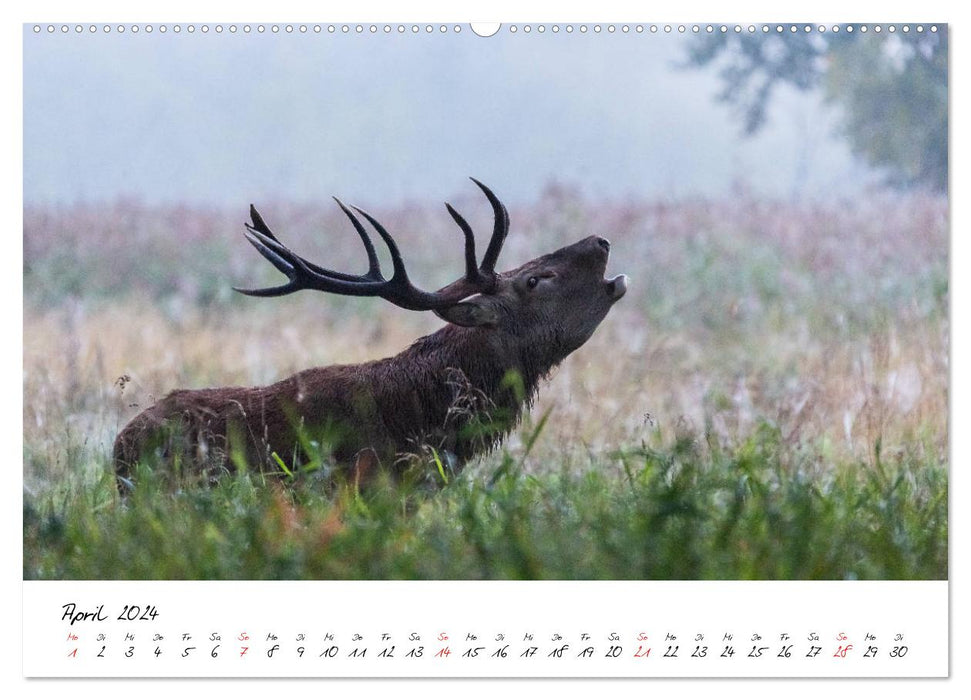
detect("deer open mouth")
[605,274,628,301]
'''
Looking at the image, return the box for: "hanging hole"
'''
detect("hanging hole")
[470,23,501,37]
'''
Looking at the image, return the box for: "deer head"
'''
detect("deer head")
[236,178,628,365]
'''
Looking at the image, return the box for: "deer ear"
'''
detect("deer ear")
[434,297,500,327]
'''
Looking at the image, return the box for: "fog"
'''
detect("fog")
[24,25,872,206]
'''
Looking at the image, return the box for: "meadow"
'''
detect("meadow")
[22,185,948,579]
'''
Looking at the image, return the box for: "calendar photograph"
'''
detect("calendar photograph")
[20,20,951,679]
[22,22,948,583]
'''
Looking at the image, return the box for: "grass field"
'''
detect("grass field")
[22,185,948,579]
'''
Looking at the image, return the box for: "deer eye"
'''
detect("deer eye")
[527,276,540,289]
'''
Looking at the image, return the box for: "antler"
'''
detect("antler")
[235,178,510,312]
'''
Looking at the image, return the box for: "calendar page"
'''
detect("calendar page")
[20,4,951,684]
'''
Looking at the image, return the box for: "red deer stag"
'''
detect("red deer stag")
[113,179,627,486]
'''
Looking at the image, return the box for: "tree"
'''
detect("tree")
[687,26,948,191]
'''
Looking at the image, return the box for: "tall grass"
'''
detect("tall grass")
[23,420,946,580]
[23,188,948,579]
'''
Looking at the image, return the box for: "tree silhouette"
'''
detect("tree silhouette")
[687,26,948,191]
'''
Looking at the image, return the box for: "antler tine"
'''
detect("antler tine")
[232,227,302,297]
[445,202,480,283]
[333,197,383,280]
[468,177,509,274]
[244,206,367,283]
[349,205,467,311]
[248,204,277,241]
[350,206,410,284]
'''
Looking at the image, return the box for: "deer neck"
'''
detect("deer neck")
[406,325,554,402]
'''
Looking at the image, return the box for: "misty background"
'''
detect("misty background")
[24,26,878,207]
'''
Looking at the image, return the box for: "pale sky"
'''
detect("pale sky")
[24,26,872,206]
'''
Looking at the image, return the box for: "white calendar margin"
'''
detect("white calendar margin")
[9,0,963,694]
[23,580,947,678]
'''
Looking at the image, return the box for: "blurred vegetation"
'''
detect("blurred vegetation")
[687,26,948,191]
[23,190,948,579]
